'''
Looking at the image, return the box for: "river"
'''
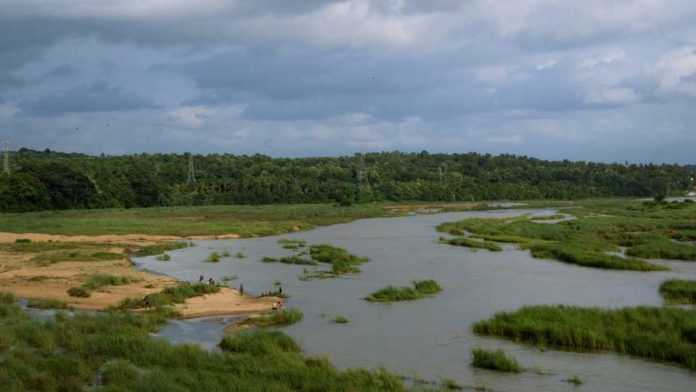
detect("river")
[134,208,696,391]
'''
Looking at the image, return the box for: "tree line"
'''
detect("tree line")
[0,148,693,212]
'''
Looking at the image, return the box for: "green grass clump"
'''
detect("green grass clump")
[309,244,369,275]
[659,279,696,304]
[331,316,349,324]
[136,242,189,256]
[26,298,68,310]
[240,309,304,328]
[440,236,502,251]
[156,254,171,261]
[219,330,300,355]
[299,269,334,280]
[365,279,442,302]
[233,251,246,259]
[205,252,222,263]
[0,300,406,391]
[565,375,583,385]
[471,348,521,373]
[626,234,696,260]
[473,305,696,371]
[67,287,90,298]
[262,255,316,265]
[279,238,307,250]
[530,214,567,221]
[31,250,122,265]
[14,238,31,243]
[442,378,463,390]
[529,242,667,271]
[67,274,140,298]
[118,282,220,309]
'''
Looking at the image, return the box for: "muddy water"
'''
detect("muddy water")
[135,209,696,391]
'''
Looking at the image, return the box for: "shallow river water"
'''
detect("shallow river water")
[135,208,696,391]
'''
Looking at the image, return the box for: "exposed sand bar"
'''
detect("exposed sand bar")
[0,232,276,318]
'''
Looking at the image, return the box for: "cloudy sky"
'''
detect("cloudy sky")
[1,0,695,163]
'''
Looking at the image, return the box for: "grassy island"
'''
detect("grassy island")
[438,199,696,271]
[471,348,521,373]
[365,280,442,302]
[473,305,696,371]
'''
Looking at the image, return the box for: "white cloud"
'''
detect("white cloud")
[584,87,641,105]
[656,46,696,97]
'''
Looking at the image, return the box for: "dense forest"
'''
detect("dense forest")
[0,149,693,212]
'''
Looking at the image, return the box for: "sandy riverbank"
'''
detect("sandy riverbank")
[0,232,277,318]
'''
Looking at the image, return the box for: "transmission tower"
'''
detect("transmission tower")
[357,152,370,192]
[186,153,196,184]
[2,141,9,175]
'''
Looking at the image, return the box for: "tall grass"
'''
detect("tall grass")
[365,280,442,302]
[26,298,69,310]
[136,242,189,256]
[205,252,222,263]
[471,348,521,373]
[473,305,696,371]
[118,282,220,309]
[67,274,140,298]
[240,309,304,327]
[440,236,502,252]
[659,280,696,304]
[262,255,316,265]
[436,199,696,270]
[0,296,405,391]
[309,244,369,275]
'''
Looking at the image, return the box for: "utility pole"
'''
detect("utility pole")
[186,153,196,184]
[2,141,9,174]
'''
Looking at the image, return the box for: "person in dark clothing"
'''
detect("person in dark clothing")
[239,284,244,296]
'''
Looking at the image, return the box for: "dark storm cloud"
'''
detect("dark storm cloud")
[0,1,695,163]
[18,82,157,117]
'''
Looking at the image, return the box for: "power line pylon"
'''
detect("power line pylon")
[186,153,196,184]
[2,141,9,174]
[357,152,371,193]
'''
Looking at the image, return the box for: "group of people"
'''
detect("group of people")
[196,275,246,296]
[198,275,216,285]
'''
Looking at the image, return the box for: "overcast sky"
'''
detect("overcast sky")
[1,0,695,163]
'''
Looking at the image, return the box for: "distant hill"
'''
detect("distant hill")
[1,149,693,212]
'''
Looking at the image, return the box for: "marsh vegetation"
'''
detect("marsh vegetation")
[473,305,696,371]
[659,280,696,304]
[0,292,406,391]
[365,280,442,302]
[67,274,140,298]
[471,349,521,373]
[438,199,696,270]
[118,282,220,309]
[240,309,304,328]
